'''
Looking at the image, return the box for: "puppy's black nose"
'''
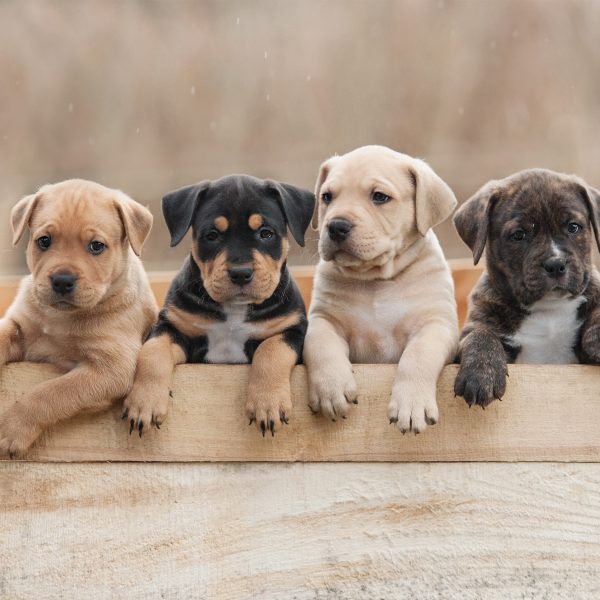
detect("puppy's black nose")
[228,267,254,285]
[542,257,568,278]
[51,272,77,295]
[327,219,353,243]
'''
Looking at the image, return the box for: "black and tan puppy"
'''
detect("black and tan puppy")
[123,175,314,436]
[454,168,600,407]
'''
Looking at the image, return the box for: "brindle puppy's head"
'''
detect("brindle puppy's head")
[11,179,153,311]
[313,145,457,278]
[162,175,314,304]
[454,169,600,305]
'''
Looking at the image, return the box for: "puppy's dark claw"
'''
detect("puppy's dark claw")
[260,421,266,437]
[121,409,129,420]
[155,422,161,429]
[269,420,275,436]
[138,421,144,437]
[248,417,255,426]
[389,417,398,425]
[129,418,134,435]
[169,390,173,398]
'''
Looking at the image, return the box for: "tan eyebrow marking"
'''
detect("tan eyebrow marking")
[248,214,263,230]
[214,216,229,232]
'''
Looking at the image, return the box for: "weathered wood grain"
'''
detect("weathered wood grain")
[2,361,600,462]
[1,462,599,599]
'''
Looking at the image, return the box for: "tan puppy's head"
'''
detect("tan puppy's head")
[314,145,457,277]
[11,179,153,311]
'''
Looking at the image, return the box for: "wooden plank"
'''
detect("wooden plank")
[0,260,481,325]
[1,462,599,599]
[2,362,600,462]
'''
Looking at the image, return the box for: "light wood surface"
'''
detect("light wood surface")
[1,461,599,599]
[2,361,599,462]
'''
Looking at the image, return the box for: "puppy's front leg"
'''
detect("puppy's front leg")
[246,332,301,436]
[454,328,508,408]
[389,322,457,433]
[303,316,358,421]
[122,334,186,435]
[0,317,23,367]
[0,359,134,458]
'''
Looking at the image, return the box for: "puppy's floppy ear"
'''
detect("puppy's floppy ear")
[11,193,40,246]
[162,181,210,247]
[453,180,499,265]
[410,159,457,236]
[113,192,153,256]
[312,157,336,231]
[266,181,315,247]
[578,181,600,254]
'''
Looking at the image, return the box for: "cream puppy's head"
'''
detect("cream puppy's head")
[11,179,153,311]
[314,145,457,278]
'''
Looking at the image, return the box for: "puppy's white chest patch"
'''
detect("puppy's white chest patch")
[205,304,256,364]
[511,295,585,364]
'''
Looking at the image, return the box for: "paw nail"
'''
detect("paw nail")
[138,422,144,437]
[129,419,134,435]
[260,421,266,437]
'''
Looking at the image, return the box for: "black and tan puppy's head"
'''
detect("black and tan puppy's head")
[11,179,153,311]
[454,169,600,306]
[162,175,315,304]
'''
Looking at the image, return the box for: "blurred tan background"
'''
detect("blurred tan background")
[1,0,599,275]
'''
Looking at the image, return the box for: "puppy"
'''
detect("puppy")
[303,145,459,433]
[454,169,600,407]
[0,179,157,457]
[123,175,314,436]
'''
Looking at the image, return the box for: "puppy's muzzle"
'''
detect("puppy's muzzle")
[327,218,353,243]
[50,272,77,296]
[542,257,568,279]
[228,266,254,285]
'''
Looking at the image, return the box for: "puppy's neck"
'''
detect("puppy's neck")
[324,234,428,281]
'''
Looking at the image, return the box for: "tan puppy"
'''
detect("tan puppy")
[304,145,458,433]
[0,179,157,457]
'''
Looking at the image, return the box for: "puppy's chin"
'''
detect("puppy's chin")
[204,281,279,306]
[319,237,394,267]
[516,272,589,305]
[34,284,107,312]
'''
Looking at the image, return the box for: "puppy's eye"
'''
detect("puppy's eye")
[259,227,274,240]
[512,229,526,241]
[321,192,332,205]
[372,191,391,204]
[568,222,582,234]
[88,240,106,255]
[36,236,51,251]
[204,229,220,242]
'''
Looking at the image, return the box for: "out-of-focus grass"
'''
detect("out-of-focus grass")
[1,0,599,274]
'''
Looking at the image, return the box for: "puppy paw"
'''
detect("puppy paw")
[580,324,600,363]
[122,382,170,437]
[388,383,438,434]
[246,384,292,437]
[454,360,507,408]
[307,366,358,421]
[0,407,41,458]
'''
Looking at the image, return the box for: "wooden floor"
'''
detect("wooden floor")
[1,462,599,599]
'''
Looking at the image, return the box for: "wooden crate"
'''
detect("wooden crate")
[2,262,600,600]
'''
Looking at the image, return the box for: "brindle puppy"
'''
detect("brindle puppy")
[454,168,600,407]
[123,175,314,436]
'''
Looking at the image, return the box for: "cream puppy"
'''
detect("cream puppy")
[304,145,458,433]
